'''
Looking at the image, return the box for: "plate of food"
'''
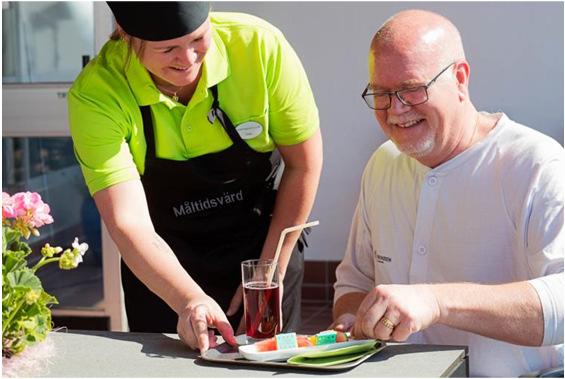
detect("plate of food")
[200,330,385,371]
[238,330,376,362]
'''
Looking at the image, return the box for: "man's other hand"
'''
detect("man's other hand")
[352,284,441,341]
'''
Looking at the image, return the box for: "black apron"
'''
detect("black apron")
[121,85,305,333]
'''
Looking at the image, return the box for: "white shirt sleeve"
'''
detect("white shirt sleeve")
[529,273,564,345]
[333,179,376,303]
[523,157,564,345]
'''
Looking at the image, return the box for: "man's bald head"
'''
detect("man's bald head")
[370,10,466,71]
[365,10,480,168]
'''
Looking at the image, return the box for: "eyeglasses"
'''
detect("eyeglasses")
[361,62,455,110]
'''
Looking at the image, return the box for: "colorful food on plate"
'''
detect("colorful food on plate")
[254,330,350,352]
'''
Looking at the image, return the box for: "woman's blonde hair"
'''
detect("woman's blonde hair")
[110,28,147,68]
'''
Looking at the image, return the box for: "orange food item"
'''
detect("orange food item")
[297,335,314,348]
[254,337,277,352]
[336,331,348,343]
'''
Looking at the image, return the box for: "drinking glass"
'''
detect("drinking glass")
[241,259,281,341]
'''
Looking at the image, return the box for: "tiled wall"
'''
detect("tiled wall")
[302,261,340,305]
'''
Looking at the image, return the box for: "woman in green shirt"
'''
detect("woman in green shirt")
[68,2,322,353]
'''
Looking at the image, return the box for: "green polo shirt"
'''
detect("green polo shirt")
[68,12,319,196]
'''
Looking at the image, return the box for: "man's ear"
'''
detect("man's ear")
[454,61,471,101]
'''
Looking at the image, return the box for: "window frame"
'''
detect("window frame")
[2,2,125,331]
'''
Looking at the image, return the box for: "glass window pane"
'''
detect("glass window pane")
[2,1,94,83]
[2,137,103,310]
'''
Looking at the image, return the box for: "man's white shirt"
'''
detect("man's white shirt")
[335,113,564,377]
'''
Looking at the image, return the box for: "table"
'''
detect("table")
[40,330,468,377]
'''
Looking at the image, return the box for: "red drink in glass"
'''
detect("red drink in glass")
[243,281,281,339]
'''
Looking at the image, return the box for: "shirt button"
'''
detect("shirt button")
[427,175,438,186]
[417,245,427,255]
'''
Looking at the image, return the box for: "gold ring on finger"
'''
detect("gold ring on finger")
[381,317,395,330]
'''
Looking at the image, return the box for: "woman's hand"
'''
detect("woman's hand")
[177,293,237,353]
[329,312,356,333]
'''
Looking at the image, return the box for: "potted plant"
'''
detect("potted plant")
[2,191,88,376]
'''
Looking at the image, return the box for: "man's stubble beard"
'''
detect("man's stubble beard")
[392,128,435,159]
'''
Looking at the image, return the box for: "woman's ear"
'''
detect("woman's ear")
[115,24,144,57]
[116,24,129,42]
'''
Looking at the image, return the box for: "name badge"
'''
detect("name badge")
[236,121,263,140]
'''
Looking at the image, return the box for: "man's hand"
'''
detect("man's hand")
[177,293,237,353]
[352,284,441,341]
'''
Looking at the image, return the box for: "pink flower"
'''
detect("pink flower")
[2,192,17,219]
[11,192,54,228]
[30,201,53,228]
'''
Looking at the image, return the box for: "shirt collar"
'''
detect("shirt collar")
[429,112,506,174]
[125,27,230,109]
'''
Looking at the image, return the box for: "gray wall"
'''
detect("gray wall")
[212,2,564,261]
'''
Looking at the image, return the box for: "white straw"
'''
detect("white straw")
[267,220,320,284]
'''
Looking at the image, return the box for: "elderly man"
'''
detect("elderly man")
[332,9,563,377]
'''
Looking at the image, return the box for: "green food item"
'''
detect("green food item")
[315,330,337,345]
[287,341,379,367]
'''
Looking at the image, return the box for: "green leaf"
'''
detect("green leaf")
[2,251,28,274]
[2,227,7,252]
[39,290,58,305]
[6,269,42,291]
[19,317,38,331]
[22,302,41,318]
[9,240,32,257]
[2,226,20,250]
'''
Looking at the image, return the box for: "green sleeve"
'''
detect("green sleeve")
[266,33,319,146]
[68,86,140,196]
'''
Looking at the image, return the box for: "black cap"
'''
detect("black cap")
[107,1,210,41]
